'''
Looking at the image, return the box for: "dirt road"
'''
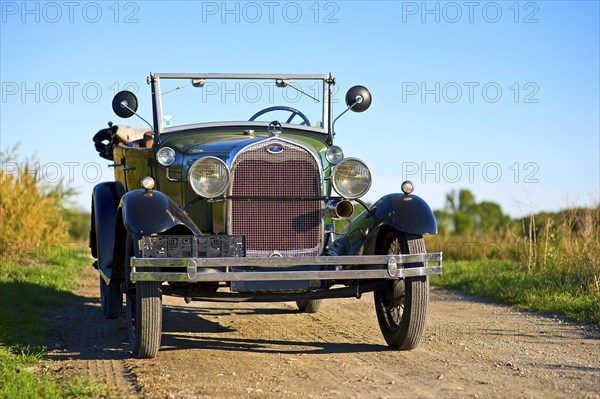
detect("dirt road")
[46,266,599,398]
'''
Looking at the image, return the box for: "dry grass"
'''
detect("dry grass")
[426,228,521,261]
[0,146,69,259]
[528,207,600,294]
[427,206,600,297]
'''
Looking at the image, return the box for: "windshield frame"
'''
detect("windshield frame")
[149,73,334,136]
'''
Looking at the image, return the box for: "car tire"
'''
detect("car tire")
[374,231,428,350]
[100,276,122,319]
[123,232,162,359]
[296,299,322,313]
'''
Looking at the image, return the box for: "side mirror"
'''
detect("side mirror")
[345,85,372,113]
[112,91,138,118]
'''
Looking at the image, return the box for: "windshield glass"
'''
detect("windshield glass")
[158,76,327,132]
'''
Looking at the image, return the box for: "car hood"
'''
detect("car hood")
[160,129,329,169]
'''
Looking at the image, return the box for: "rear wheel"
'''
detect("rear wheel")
[123,232,162,358]
[296,299,322,313]
[100,276,122,319]
[374,231,428,350]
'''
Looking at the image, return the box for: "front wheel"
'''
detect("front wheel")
[374,232,429,350]
[123,232,162,358]
[296,299,322,313]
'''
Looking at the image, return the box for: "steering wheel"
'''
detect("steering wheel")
[249,106,311,126]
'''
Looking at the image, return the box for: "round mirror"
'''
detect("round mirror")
[345,85,372,113]
[112,91,138,118]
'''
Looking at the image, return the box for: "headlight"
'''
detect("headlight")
[331,158,371,199]
[157,147,176,167]
[326,145,344,164]
[189,157,229,198]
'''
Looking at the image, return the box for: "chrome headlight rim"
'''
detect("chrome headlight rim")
[331,157,372,200]
[188,156,230,198]
[326,145,344,165]
[157,146,176,167]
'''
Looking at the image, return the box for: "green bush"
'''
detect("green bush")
[62,208,91,242]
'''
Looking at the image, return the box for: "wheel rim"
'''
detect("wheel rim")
[377,279,405,332]
[379,235,404,331]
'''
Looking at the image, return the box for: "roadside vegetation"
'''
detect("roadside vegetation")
[427,189,600,324]
[0,148,106,398]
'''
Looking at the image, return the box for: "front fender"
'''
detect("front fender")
[120,189,202,236]
[327,193,437,256]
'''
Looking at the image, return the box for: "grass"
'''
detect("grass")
[0,249,109,399]
[426,204,599,324]
[431,260,600,324]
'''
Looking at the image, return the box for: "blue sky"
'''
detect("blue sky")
[1,1,599,217]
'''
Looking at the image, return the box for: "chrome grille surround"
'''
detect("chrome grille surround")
[228,138,323,258]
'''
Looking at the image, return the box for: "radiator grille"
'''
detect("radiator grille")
[230,139,322,257]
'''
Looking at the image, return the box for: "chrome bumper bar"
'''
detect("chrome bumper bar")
[130,252,443,283]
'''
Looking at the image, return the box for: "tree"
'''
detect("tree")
[439,189,509,236]
[444,189,476,235]
[472,201,510,233]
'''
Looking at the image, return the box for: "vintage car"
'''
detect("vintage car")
[90,73,442,358]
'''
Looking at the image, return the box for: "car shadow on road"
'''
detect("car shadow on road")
[45,294,132,362]
[161,305,238,334]
[45,295,389,361]
[163,304,295,319]
[159,333,388,355]
[159,304,389,355]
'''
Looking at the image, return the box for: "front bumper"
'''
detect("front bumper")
[130,253,443,283]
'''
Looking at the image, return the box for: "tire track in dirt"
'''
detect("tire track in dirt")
[45,266,140,397]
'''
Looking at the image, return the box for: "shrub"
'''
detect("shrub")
[0,146,71,259]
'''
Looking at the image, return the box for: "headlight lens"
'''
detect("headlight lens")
[326,145,344,164]
[331,158,371,199]
[157,147,176,167]
[189,157,229,198]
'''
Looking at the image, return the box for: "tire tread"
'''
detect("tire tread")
[374,231,429,350]
[296,299,322,313]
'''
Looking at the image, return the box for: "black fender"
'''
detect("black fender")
[119,189,202,236]
[110,189,202,282]
[90,181,125,273]
[326,193,437,256]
